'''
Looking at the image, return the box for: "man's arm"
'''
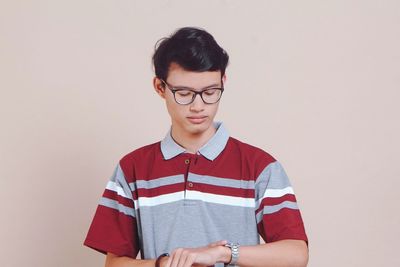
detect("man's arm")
[105,253,156,267]
[237,239,308,267]
[162,239,308,267]
[105,239,308,267]
[104,240,227,267]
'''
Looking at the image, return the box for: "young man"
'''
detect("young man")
[84,27,309,267]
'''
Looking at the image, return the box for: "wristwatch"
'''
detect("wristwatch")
[224,242,240,266]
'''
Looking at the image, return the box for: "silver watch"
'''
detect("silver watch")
[224,242,240,266]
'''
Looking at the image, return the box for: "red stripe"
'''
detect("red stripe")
[257,208,308,243]
[255,194,297,214]
[103,189,135,209]
[190,183,255,198]
[134,183,185,198]
[118,138,277,185]
[84,205,139,257]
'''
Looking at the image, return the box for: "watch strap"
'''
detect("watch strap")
[224,242,240,266]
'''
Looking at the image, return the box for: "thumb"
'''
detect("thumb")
[208,240,228,247]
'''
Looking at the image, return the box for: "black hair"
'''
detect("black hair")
[152,27,229,82]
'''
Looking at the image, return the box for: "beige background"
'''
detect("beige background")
[1,0,399,266]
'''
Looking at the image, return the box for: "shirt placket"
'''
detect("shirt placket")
[183,153,200,198]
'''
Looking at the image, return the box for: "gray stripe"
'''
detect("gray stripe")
[109,164,134,200]
[256,201,299,223]
[189,173,255,189]
[131,175,185,190]
[255,161,292,201]
[99,197,136,218]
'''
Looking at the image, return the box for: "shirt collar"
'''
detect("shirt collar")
[160,121,230,161]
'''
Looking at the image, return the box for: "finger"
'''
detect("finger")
[208,240,227,247]
[170,248,183,267]
[183,252,195,267]
[164,255,172,267]
[177,250,188,267]
[208,241,219,247]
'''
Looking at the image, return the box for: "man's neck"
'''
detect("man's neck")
[171,124,217,154]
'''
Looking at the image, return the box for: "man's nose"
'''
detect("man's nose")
[189,93,205,111]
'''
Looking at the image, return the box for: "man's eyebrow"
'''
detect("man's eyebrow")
[173,83,221,89]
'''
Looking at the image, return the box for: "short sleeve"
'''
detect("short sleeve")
[83,163,140,258]
[255,161,308,244]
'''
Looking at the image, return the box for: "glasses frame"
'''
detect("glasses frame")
[160,79,224,105]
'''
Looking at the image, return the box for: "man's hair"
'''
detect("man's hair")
[152,27,229,81]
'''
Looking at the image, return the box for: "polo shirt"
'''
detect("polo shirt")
[84,121,308,265]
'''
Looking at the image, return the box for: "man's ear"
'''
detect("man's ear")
[153,77,166,99]
[222,74,227,86]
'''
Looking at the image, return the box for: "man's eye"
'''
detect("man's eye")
[204,89,218,96]
[177,91,192,97]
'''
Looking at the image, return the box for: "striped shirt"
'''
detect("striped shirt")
[84,122,308,265]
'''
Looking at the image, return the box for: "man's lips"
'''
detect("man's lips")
[187,116,207,119]
[187,116,207,124]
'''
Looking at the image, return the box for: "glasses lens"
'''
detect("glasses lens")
[202,89,222,104]
[175,90,195,104]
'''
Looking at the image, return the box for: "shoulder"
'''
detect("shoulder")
[227,136,277,175]
[117,141,161,176]
[121,141,161,162]
[228,136,276,160]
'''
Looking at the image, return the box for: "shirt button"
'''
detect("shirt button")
[188,182,193,188]
[185,159,190,164]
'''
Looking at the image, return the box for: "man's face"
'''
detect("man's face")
[154,62,226,137]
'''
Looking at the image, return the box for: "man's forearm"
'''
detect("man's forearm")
[237,239,308,267]
[105,239,308,267]
[105,253,156,267]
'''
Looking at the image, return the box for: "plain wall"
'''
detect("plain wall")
[1,0,399,266]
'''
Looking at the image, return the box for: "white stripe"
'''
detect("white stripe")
[256,186,294,208]
[106,181,130,199]
[264,186,294,198]
[186,190,255,208]
[136,191,185,207]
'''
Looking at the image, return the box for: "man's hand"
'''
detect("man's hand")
[161,240,231,267]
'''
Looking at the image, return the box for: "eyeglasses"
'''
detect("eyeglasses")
[160,79,224,105]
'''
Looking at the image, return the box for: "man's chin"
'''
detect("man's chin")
[186,121,212,135]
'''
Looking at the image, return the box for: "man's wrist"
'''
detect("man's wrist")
[219,245,232,264]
